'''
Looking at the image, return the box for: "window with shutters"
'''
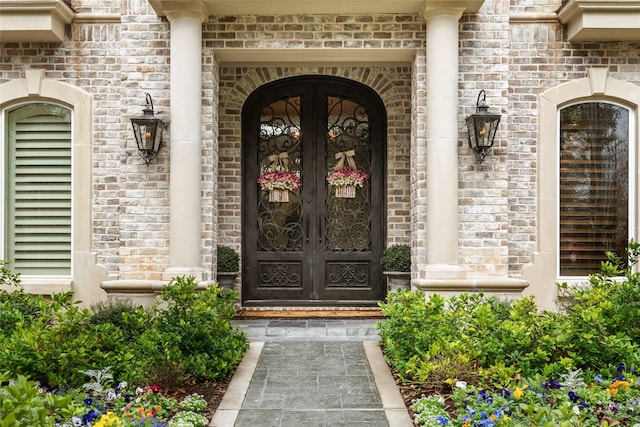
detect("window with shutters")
[4,103,72,275]
[559,102,630,276]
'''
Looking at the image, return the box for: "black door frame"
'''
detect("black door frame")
[241,75,387,306]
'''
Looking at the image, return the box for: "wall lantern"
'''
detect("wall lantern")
[465,90,501,163]
[131,93,165,165]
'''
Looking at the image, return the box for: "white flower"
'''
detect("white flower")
[136,386,144,395]
[573,405,580,415]
[455,381,467,389]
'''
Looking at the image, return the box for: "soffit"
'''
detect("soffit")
[0,0,74,42]
[150,0,425,16]
[148,0,485,17]
[558,0,640,42]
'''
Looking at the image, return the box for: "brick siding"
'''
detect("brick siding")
[1,0,639,283]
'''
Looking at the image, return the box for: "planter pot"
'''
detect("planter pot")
[383,272,411,293]
[335,185,356,198]
[217,272,239,291]
[269,189,289,202]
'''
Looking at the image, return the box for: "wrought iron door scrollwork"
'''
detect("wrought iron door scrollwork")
[259,263,301,288]
[257,95,303,252]
[325,96,372,252]
[327,263,369,287]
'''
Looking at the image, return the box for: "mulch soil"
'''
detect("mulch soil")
[165,375,233,421]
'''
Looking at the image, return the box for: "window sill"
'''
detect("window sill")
[8,276,73,294]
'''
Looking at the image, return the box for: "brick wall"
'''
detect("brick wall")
[2,0,640,284]
[204,14,424,50]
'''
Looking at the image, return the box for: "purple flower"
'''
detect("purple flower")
[617,363,626,380]
[499,389,511,399]
[81,409,99,425]
[435,415,449,425]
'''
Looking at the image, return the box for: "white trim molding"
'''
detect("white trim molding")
[0,0,75,42]
[0,70,109,305]
[522,67,640,310]
[558,0,640,42]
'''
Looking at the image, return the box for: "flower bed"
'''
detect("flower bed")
[379,241,640,427]
[412,369,640,426]
[0,265,247,427]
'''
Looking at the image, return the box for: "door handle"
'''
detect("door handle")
[305,215,309,244]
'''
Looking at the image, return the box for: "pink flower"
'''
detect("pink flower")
[327,167,369,187]
[257,170,301,191]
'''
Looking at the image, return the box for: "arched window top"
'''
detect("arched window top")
[4,102,73,275]
[558,102,630,276]
[523,68,640,310]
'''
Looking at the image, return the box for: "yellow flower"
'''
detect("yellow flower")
[93,412,124,427]
[514,387,524,399]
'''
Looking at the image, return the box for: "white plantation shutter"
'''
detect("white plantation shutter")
[6,104,72,275]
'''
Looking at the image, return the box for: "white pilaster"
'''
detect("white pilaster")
[163,3,208,280]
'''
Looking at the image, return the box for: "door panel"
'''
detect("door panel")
[242,76,386,306]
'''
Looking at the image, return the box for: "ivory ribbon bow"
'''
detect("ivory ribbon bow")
[268,152,289,171]
[334,150,357,171]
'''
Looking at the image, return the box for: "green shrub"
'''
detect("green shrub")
[379,291,566,387]
[379,240,640,392]
[554,240,640,372]
[149,276,247,383]
[217,246,240,272]
[0,291,144,388]
[0,263,248,392]
[0,373,73,426]
[380,244,411,272]
[90,298,150,344]
[0,262,44,335]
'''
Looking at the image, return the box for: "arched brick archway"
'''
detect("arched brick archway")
[217,65,412,248]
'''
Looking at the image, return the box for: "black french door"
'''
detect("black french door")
[242,76,386,306]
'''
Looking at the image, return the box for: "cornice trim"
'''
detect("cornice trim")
[558,0,640,41]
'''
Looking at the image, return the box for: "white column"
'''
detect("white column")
[423,6,466,278]
[163,3,208,280]
[413,1,529,299]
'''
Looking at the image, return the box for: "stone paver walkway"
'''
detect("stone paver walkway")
[235,341,387,427]
[210,319,413,427]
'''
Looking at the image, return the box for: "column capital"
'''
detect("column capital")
[421,0,485,20]
[154,1,209,22]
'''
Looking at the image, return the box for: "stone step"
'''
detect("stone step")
[233,319,382,342]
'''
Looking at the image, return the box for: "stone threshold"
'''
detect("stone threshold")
[236,307,385,319]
